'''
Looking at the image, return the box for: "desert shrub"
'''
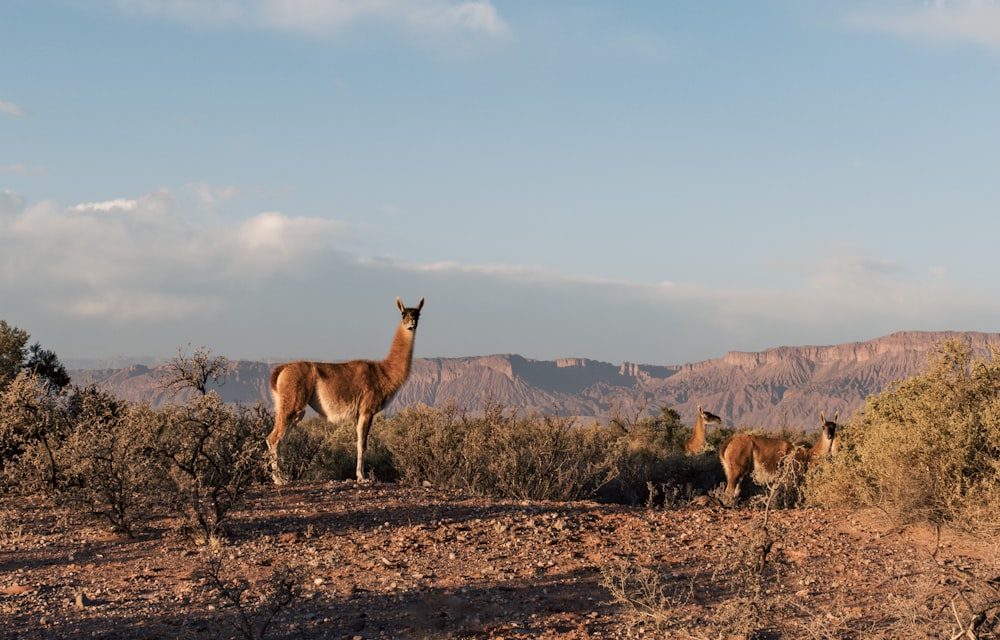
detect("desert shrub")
[275,415,395,482]
[709,516,789,640]
[156,393,270,543]
[606,422,669,505]
[61,387,169,536]
[160,344,230,398]
[621,406,690,451]
[0,372,72,492]
[381,403,470,487]
[198,550,307,640]
[147,346,271,543]
[806,340,1000,533]
[640,453,728,508]
[384,402,620,501]
[485,411,618,501]
[603,412,731,506]
[599,559,694,634]
[271,416,348,482]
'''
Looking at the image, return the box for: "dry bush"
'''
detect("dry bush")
[600,515,793,639]
[844,555,1000,639]
[709,516,789,640]
[198,550,308,640]
[0,509,29,550]
[606,423,668,505]
[61,387,169,536]
[383,403,484,489]
[384,402,620,501]
[752,451,808,511]
[635,453,727,509]
[807,340,1000,533]
[149,346,272,543]
[275,415,395,483]
[276,416,359,482]
[156,393,270,544]
[481,406,618,501]
[602,409,731,506]
[0,372,72,493]
[3,377,170,536]
[387,402,734,505]
[599,559,694,635]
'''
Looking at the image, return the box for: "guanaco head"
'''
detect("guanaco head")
[819,411,839,454]
[698,404,722,425]
[396,297,425,333]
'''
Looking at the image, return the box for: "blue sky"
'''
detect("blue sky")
[3,0,1000,366]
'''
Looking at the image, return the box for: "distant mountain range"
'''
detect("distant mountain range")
[68,331,1000,431]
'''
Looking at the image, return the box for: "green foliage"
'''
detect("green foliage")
[25,342,70,391]
[0,320,69,392]
[807,340,1000,533]
[0,320,29,389]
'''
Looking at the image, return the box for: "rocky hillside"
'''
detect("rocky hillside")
[69,331,1000,430]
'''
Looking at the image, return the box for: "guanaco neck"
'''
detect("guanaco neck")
[687,414,707,453]
[380,322,416,390]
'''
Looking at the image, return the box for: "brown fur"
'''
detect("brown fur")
[683,404,723,455]
[719,412,839,500]
[266,297,424,483]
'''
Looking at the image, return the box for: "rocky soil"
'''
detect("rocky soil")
[2,482,999,639]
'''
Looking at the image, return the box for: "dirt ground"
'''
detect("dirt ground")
[2,481,999,639]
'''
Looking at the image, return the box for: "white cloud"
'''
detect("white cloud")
[231,211,345,274]
[0,101,25,116]
[70,198,141,213]
[847,1,1000,50]
[0,189,345,320]
[114,0,508,37]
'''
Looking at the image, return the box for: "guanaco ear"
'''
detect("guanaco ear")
[833,412,838,423]
[416,297,424,311]
[396,296,404,313]
[697,404,704,414]
[820,412,826,424]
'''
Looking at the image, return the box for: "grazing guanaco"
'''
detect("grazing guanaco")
[267,297,424,484]
[683,404,723,455]
[719,412,839,500]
